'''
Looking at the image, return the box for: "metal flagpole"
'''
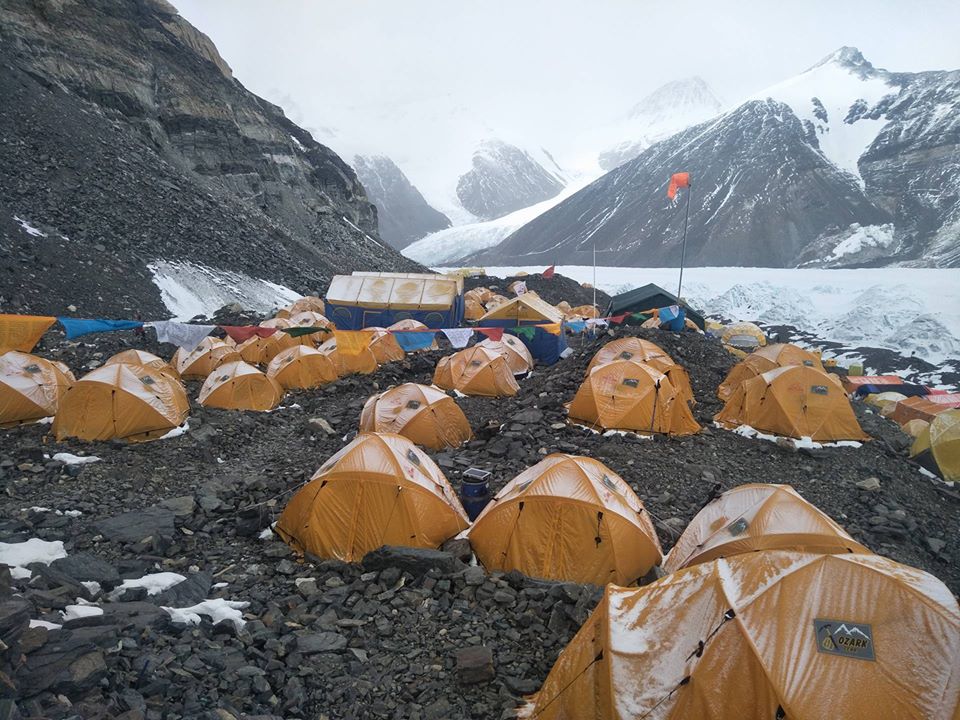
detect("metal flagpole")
[592,241,597,309]
[677,184,692,299]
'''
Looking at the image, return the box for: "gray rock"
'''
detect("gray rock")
[454,645,495,684]
[855,477,881,491]
[361,546,463,576]
[295,632,347,654]
[0,598,31,648]
[97,506,174,543]
[463,566,485,586]
[158,495,196,517]
[926,537,947,554]
[151,572,212,607]
[50,553,119,586]
[19,633,107,699]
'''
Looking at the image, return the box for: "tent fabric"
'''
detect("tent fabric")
[506,326,567,365]
[53,363,188,442]
[219,325,278,343]
[172,338,241,379]
[841,374,904,393]
[478,336,534,375]
[468,454,662,585]
[104,350,180,384]
[715,365,868,442]
[367,328,406,364]
[568,360,700,436]
[266,346,338,390]
[567,305,599,319]
[325,273,464,329]
[585,338,695,408]
[718,343,825,401]
[664,483,868,572]
[890,396,951,426]
[432,346,520,397]
[318,336,378,376]
[387,319,439,350]
[360,383,472,450]
[287,296,326,316]
[864,391,909,417]
[525,551,960,720]
[605,284,706,330]
[0,315,56,353]
[902,418,930,438]
[198,361,283,411]
[717,321,767,350]
[289,311,333,347]
[478,294,564,325]
[911,409,960,483]
[0,351,74,427]
[393,331,437,353]
[853,383,929,399]
[147,321,214,353]
[275,432,470,562]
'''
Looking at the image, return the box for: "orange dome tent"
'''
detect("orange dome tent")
[718,343,824,401]
[104,349,180,382]
[477,335,534,375]
[526,551,960,720]
[911,409,960,483]
[359,383,472,450]
[663,484,868,573]
[256,318,298,363]
[715,365,868,442]
[266,346,338,390]
[53,363,188,442]
[367,328,405,364]
[468,455,662,585]
[317,336,378,376]
[288,311,332,348]
[275,432,470,562]
[568,304,599,319]
[198,361,283,411]
[287,296,326,316]
[586,338,695,408]
[465,296,486,321]
[387,319,438,350]
[432,346,520,397]
[568,360,700,436]
[172,338,240,379]
[0,351,74,427]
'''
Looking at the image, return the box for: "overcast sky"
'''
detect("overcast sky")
[175,0,960,207]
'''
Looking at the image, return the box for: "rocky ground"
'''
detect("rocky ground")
[1,323,957,720]
[463,274,609,309]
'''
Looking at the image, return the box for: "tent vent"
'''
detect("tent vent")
[406,449,421,465]
[618,351,633,360]
[25,364,41,374]
[140,376,156,386]
[775,706,786,719]
[406,400,421,409]
[622,378,639,388]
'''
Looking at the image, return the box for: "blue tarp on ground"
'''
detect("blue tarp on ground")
[853,383,930,399]
[479,321,568,365]
[658,305,686,331]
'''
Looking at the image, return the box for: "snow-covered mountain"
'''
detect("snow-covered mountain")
[455,140,565,221]
[597,77,724,170]
[353,155,451,250]
[469,48,960,269]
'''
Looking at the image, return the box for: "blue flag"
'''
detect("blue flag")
[58,317,144,339]
[392,331,436,352]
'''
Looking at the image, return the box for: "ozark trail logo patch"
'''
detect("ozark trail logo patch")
[813,619,875,661]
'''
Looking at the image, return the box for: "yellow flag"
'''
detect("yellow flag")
[0,315,56,352]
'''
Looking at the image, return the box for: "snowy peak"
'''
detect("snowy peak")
[455,139,565,221]
[628,76,723,124]
[809,46,877,76]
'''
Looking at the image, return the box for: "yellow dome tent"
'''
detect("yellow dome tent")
[663,483,868,573]
[317,336,378,376]
[902,418,930,438]
[715,365,868,442]
[717,343,824,401]
[525,551,960,720]
[367,328,405,365]
[911,409,960,483]
[359,383,472,450]
[432,346,520,397]
[586,338,696,409]
[266,345,338,390]
[468,454,662,585]
[288,311,332,347]
[255,318,299,363]
[104,349,180,382]
[0,351,74,427]
[478,294,564,325]
[387,319,438,350]
[275,432,470,562]
[287,296,326,316]
[172,338,240,379]
[568,360,700,436]
[198,361,283,411]
[465,296,486,321]
[53,363,188,442]
[568,304,599,319]
[477,335,534,375]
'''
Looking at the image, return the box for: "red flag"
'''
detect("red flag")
[608,313,629,325]
[667,172,690,200]
[477,327,504,342]
[219,325,277,343]
[542,265,556,279]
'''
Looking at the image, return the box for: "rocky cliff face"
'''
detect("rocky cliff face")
[456,140,565,221]
[0,0,420,317]
[353,155,451,250]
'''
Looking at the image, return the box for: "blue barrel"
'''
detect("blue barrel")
[461,478,491,521]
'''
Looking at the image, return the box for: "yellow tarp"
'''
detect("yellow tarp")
[478,294,564,324]
[0,315,56,353]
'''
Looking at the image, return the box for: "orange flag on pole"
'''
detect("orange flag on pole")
[0,314,56,353]
[667,172,691,200]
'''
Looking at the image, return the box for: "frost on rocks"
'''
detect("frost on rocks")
[61,604,104,622]
[162,598,249,630]
[107,572,187,600]
[726,423,862,450]
[0,538,68,579]
[52,453,101,465]
[158,421,190,440]
[29,619,63,630]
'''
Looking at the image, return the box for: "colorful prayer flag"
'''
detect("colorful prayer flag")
[667,172,690,200]
[0,314,55,352]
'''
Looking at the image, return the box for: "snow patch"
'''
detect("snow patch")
[14,216,46,237]
[61,604,104,622]
[52,453,101,466]
[22,506,83,517]
[30,619,63,630]
[0,538,67,579]
[825,223,896,261]
[162,598,249,629]
[725,423,862,449]
[158,421,190,440]
[107,572,187,600]
[148,260,301,320]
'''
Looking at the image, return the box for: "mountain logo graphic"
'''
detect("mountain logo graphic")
[813,618,876,661]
